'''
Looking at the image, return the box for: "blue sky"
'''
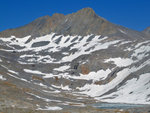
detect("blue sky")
[0,0,150,31]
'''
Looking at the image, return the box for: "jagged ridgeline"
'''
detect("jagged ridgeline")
[0,8,150,112]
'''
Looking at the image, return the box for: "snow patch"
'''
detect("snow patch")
[105,57,134,67]
[37,106,62,111]
[71,69,111,81]
[0,75,6,81]
[8,70,19,75]
[54,65,70,71]
[119,29,127,34]
[100,73,150,104]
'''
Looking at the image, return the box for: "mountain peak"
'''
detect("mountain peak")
[78,7,95,14]
[75,7,97,17]
[0,7,117,37]
[52,13,65,18]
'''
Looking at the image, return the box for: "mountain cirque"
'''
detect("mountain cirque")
[0,8,150,113]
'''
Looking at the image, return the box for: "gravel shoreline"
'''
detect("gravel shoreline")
[1,106,150,113]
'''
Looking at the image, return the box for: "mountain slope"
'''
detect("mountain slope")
[143,26,150,37]
[0,8,150,111]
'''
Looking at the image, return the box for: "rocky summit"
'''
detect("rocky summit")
[0,8,150,113]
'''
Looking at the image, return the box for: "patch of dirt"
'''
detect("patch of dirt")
[81,64,90,75]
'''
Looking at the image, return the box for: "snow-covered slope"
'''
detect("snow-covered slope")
[0,31,150,107]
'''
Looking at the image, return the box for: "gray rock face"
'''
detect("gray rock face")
[0,7,150,111]
[31,41,50,47]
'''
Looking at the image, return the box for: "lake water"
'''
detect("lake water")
[92,102,147,109]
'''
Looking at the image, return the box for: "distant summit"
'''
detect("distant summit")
[0,7,148,39]
[0,8,117,37]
